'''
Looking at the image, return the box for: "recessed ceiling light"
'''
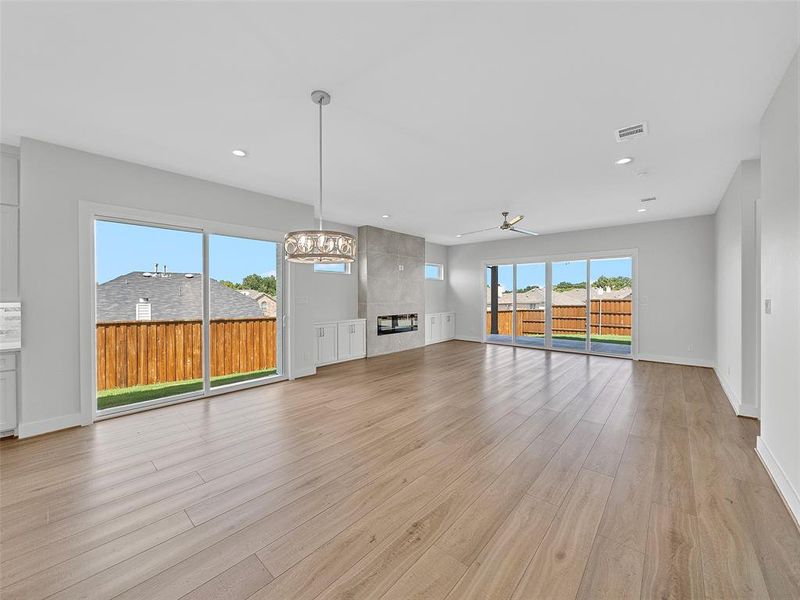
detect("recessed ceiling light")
[456,234,462,238]
[232,149,247,157]
[381,214,390,219]
[615,157,633,165]
[637,208,647,213]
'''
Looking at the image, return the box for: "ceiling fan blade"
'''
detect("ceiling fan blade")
[507,214,524,226]
[509,227,539,236]
[457,226,498,237]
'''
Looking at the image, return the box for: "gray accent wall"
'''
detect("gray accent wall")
[358,226,425,356]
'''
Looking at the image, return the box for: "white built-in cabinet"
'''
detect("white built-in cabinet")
[1,145,19,436]
[425,312,456,345]
[315,319,366,366]
[0,354,17,434]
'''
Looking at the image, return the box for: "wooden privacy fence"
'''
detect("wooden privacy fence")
[96,317,277,391]
[486,300,632,337]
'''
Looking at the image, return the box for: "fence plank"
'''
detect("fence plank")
[487,300,632,338]
[96,318,278,391]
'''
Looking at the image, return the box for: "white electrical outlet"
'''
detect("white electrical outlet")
[398,265,404,271]
[687,344,693,352]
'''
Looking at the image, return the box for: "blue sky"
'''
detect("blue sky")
[95,220,278,284]
[487,257,632,291]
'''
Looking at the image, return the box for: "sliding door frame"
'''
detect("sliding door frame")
[78,202,288,424]
[480,248,638,360]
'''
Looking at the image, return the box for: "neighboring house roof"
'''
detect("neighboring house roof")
[96,272,265,322]
[487,287,545,306]
[486,285,632,308]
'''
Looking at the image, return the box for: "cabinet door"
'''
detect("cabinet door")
[337,322,352,360]
[0,369,17,432]
[317,325,337,365]
[350,321,366,357]
[430,314,442,343]
[444,313,455,339]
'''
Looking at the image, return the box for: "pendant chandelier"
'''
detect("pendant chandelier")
[284,90,357,263]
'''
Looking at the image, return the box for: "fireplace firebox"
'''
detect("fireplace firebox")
[377,313,418,336]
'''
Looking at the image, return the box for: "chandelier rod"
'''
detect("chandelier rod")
[318,97,323,231]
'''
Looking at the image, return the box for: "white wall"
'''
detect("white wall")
[448,215,716,366]
[714,160,760,417]
[18,138,317,436]
[756,51,800,523]
[425,241,449,314]
[312,221,359,323]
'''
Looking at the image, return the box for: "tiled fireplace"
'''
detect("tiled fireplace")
[358,226,425,356]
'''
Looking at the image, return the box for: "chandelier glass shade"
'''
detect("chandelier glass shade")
[285,90,356,264]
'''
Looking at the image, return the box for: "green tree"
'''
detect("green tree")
[593,275,632,290]
[219,280,242,290]
[241,273,277,297]
[554,281,586,292]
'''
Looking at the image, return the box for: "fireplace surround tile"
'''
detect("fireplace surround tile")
[358,226,425,357]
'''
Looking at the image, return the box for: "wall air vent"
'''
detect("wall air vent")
[640,196,656,203]
[615,122,648,142]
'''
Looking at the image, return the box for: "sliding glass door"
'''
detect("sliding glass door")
[95,220,204,411]
[589,257,633,355]
[94,218,283,415]
[514,262,546,348]
[209,234,282,388]
[551,259,588,351]
[483,254,634,358]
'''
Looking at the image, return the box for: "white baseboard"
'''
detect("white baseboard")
[713,367,759,418]
[316,354,366,367]
[756,436,800,529]
[637,353,715,368]
[17,412,83,438]
[425,337,458,346]
[289,366,316,380]
[454,335,482,343]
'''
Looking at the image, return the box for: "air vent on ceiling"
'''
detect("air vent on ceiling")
[615,122,648,142]
[640,197,656,203]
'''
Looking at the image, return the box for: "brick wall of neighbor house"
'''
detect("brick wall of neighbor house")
[358,226,425,357]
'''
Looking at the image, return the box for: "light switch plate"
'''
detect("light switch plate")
[765,299,772,314]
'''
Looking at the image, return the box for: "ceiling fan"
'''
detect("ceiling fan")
[457,211,539,238]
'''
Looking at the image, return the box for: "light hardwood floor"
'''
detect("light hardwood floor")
[1,341,798,599]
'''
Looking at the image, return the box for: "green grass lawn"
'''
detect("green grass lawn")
[519,333,631,345]
[97,368,277,410]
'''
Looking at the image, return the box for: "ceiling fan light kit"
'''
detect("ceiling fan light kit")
[284,90,357,264]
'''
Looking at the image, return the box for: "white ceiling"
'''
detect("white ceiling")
[2,1,798,244]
